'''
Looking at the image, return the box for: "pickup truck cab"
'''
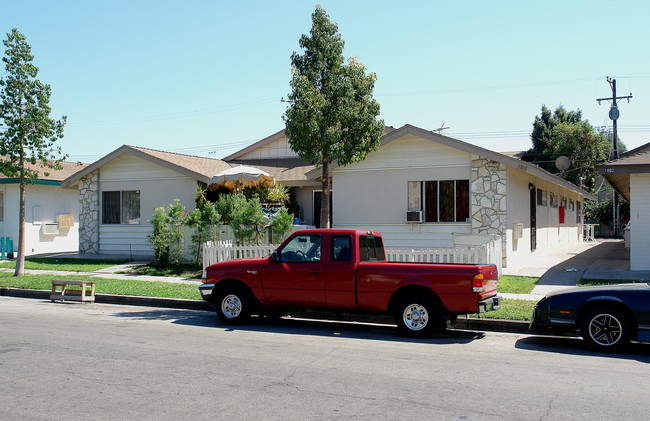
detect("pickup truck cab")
[200,229,499,337]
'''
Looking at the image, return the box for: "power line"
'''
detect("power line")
[378,77,603,98]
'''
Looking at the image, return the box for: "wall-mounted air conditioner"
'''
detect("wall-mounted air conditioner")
[42,223,59,235]
[405,210,424,223]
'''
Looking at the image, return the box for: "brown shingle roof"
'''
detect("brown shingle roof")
[127,146,232,179]
[62,145,233,187]
[0,159,86,182]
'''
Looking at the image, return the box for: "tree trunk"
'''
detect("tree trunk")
[320,158,330,229]
[14,166,26,276]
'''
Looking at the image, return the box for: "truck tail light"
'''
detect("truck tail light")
[472,273,484,293]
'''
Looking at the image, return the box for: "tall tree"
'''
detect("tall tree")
[283,6,384,228]
[0,29,66,276]
[523,105,618,192]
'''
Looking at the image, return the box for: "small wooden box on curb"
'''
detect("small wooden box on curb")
[50,280,96,303]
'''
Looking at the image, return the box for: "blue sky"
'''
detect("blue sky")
[2,0,649,162]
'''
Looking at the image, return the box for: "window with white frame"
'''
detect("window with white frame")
[407,180,470,223]
[102,190,141,224]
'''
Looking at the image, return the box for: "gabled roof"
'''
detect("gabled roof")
[596,142,650,201]
[307,124,595,199]
[224,129,286,161]
[61,145,232,188]
[225,126,399,161]
[0,159,87,184]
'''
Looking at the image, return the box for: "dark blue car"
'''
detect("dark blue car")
[530,283,650,351]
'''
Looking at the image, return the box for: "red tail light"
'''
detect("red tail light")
[472,273,484,293]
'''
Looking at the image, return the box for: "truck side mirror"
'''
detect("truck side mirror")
[270,251,281,263]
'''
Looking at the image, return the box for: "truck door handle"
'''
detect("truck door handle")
[310,270,320,275]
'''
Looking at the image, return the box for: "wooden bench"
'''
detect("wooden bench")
[50,280,96,303]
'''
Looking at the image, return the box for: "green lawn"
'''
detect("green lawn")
[0,257,127,272]
[0,272,202,300]
[468,298,536,321]
[497,275,539,294]
[118,263,203,278]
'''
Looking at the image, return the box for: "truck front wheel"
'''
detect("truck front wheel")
[215,286,252,325]
[395,296,442,337]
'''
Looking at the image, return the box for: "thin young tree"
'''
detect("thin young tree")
[284,6,384,228]
[0,29,66,276]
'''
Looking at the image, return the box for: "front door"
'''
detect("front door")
[262,234,325,305]
[530,184,537,251]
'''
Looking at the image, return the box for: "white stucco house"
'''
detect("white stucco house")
[61,145,231,258]
[64,124,594,267]
[227,124,595,267]
[0,160,83,256]
[597,142,650,270]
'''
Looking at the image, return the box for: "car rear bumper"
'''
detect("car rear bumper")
[478,295,500,313]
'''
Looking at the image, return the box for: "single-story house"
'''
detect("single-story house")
[0,160,84,256]
[63,124,594,267]
[597,142,650,270]
[226,124,595,267]
[61,145,231,258]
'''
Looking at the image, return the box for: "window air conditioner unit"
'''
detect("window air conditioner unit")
[405,210,424,223]
[43,223,59,235]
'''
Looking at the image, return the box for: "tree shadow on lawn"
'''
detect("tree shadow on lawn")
[113,308,486,345]
[516,335,650,362]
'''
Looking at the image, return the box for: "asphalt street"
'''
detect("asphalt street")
[1,297,649,420]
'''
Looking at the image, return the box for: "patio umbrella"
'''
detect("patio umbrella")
[208,165,275,191]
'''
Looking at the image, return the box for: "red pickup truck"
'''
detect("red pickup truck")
[199,229,500,337]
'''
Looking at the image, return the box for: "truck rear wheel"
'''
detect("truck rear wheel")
[215,286,252,325]
[394,296,443,338]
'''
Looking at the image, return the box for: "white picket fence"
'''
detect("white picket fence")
[203,237,502,276]
[385,237,502,277]
[202,240,277,270]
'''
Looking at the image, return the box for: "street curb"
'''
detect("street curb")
[454,317,530,334]
[0,287,530,334]
[0,287,211,311]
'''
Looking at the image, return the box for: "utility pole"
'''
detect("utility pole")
[597,77,632,237]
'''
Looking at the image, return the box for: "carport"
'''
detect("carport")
[597,143,650,270]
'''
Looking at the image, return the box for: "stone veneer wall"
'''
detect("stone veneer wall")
[470,157,507,266]
[79,170,99,254]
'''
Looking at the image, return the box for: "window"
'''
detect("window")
[577,201,582,224]
[102,190,140,224]
[331,235,352,262]
[280,235,322,262]
[359,235,385,262]
[407,180,469,223]
[537,189,547,206]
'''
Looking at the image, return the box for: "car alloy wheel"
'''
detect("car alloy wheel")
[403,304,429,331]
[221,294,242,319]
[581,307,629,352]
[215,286,253,325]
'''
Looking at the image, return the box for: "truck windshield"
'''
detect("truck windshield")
[280,235,322,262]
[359,235,386,262]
